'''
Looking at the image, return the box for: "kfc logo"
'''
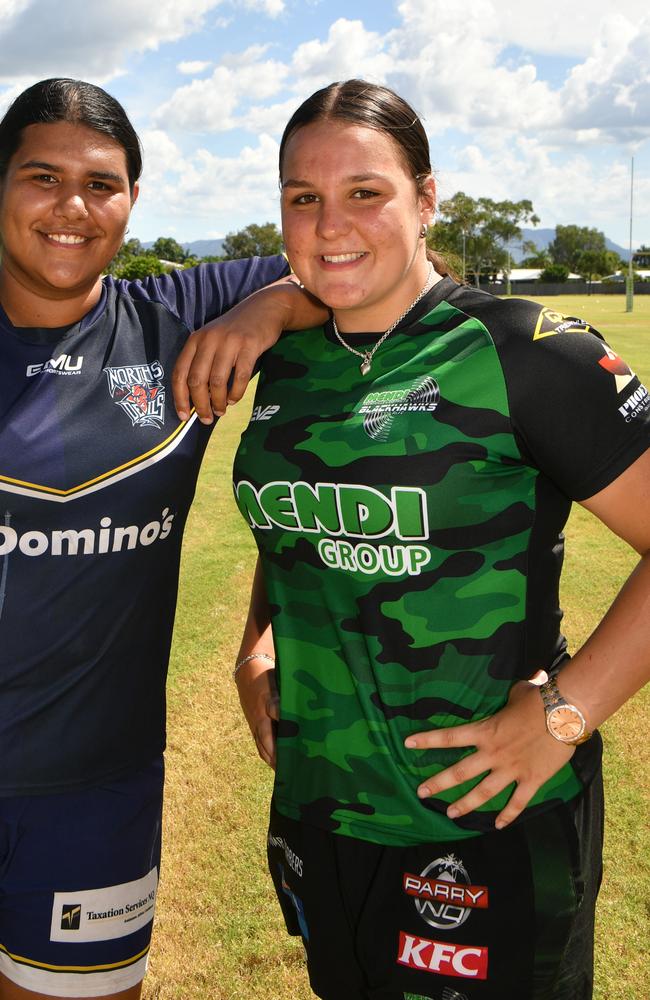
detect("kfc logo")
[397,932,488,981]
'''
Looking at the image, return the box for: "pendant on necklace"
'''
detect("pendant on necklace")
[360,354,372,376]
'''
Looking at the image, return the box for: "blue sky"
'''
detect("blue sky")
[1,0,648,250]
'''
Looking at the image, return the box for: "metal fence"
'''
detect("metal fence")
[480,281,650,296]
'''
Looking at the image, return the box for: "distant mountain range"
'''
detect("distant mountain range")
[143,238,225,257]
[517,228,631,262]
[144,230,631,262]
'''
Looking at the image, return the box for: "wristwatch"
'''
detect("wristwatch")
[539,676,591,745]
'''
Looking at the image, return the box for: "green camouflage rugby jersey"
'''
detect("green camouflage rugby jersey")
[233,278,650,845]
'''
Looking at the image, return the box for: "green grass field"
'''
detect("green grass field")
[143,295,649,1000]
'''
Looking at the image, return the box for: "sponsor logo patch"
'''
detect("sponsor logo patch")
[104,361,166,428]
[0,508,175,558]
[597,345,636,394]
[405,854,487,930]
[50,867,158,943]
[60,904,82,930]
[532,308,592,341]
[268,831,303,877]
[235,479,431,578]
[397,932,488,980]
[251,404,280,422]
[358,376,440,441]
[618,384,650,422]
[26,354,84,377]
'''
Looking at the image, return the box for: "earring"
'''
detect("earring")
[420,223,427,239]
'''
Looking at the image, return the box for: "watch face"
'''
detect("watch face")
[548,706,585,742]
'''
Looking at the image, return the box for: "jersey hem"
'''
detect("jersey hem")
[273,795,484,846]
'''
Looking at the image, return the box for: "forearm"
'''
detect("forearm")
[235,557,278,767]
[556,550,650,730]
[205,275,327,335]
[173,277,328,421]
[270,275,329,330]
[236,556,275,665]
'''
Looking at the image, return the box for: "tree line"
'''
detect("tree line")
[108,224,283,280]
[109,197,638,286]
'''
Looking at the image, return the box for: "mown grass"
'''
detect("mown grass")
[144,294,649,999]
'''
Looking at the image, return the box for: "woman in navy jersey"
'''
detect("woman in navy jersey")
[205,80,650,999]
[0,77,323,1000]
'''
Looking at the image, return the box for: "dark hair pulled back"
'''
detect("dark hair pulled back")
[0,78,142,192]
[279,79,452,277]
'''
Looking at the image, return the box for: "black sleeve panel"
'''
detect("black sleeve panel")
[449,289,650,500]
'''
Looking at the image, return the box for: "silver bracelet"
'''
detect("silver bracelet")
[233,652,275,680]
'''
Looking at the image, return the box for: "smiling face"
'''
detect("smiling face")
[280,119,435,333]
[0,120,137,326]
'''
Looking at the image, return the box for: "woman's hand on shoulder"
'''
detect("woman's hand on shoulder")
[404,679,574,829]
[172,277,327,424]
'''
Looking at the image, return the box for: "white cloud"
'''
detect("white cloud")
[0,0,29,23]
[139,129,186,183]
[384,2,650,146]
[240,0,284,14]
[397,0,648,58]
[239,97,301,137]
[433,132,639,245]
[177,60,213,75]
[153,47,289,131]
[136,132,282,234]
[557,15,650,141]
[0,81,29,118]
[290,18,393,92]
[0,0,284,81]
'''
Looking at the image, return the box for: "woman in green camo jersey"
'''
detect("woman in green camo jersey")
[185,79,649,1000]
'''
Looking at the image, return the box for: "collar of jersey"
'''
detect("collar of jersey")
[0,282,108,346]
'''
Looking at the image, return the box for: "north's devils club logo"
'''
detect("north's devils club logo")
[104,361,166,428]
[403,854,488,930]
[597,345,636,394]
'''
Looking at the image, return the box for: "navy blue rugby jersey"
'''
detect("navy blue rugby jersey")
[0,256,287,794]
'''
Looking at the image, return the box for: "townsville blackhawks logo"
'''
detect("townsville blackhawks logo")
[358,375,439,441]
[104,361,166,429]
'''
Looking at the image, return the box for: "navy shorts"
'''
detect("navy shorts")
[268,772,603,1000]
[0,757,163,997]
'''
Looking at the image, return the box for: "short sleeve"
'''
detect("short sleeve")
[495,303,650,500]
[113,256,289,332]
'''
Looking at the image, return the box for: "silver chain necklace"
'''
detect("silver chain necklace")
[331,263,435,376]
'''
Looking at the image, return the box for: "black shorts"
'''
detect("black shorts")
[267,772,603,1000]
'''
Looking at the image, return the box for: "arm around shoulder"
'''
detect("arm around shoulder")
[172,277,328,424]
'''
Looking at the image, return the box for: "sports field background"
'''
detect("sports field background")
[143,295,649,1000]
